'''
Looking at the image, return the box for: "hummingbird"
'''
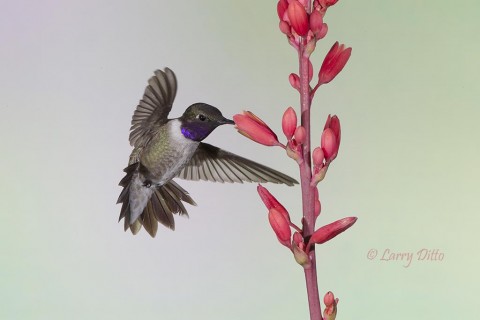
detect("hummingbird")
[117,68,298,237]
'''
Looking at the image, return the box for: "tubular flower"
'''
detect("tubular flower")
[287,1,309,37]
[308,217,357,246]
[321,128,337,162]
[318,42,352,85]
[282,107,297,140]
[268,208,292,248]
[321,115,341,162]
[309,10,328,39]
[233,111,282,147]
[257,185,290,221]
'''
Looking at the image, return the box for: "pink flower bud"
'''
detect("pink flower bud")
[268,208,292,248]
[282,107,297,140]
[309,216,357,245]
[294,126,306,144]
[293,231,303,245]
[322,115,341,162]
[312,147,324,167]
[257,185,290,221]
[287,1,309,37]
[277,0,289,20]
[321,128,337,162]
[279,21,291,35]
[289,73,300,90]
[317,23,328,40]
[309,10,323,36]
[233,111,281,147]
[329,115,341,145]
[318,42,352,85]
[323,291,338,320]
[324,291,335,307]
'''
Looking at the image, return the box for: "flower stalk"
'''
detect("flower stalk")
[233,1,356,319]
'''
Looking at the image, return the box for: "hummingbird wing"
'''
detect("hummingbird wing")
[128,68,178,148]
[176,143,298,186]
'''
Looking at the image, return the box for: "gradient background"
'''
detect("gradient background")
[1,0,479,319]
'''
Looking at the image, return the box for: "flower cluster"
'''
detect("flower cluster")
[312,114,341,185]
[234,0,355,318]
[257,184,357,269]
[277,0,351,97]
[233,109,341,186]
[277,0,333,51]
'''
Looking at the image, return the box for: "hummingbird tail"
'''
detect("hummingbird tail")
[117,163,197,237]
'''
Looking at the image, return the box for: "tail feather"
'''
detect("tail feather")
[117,164,196,237]
[150,187,175,231]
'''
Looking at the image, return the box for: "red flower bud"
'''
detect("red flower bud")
[312,147,325,167]
[268,208,292,247]
[317,23,328,40]
[323,291,338,320]
[293,231,303,245]
[322,115,341,162]
[282,107,297,140]
[309,10,323,36]
[309,216,357,245]
[289,73,300,90]
[287,1,309,36]
[324,291,336,307]
[233,111,281,147]
[257,185,290,221]
[318,41,352,85]
[321,128,337,162]
[294,126,306,145]
[279,21,291,35]
[277,0,289,20]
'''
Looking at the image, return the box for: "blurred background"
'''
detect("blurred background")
[1,0,479,319]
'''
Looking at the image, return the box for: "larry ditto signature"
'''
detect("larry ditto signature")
[367,248,444,268]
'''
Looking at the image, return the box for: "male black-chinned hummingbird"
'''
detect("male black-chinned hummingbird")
[117,68,298,237]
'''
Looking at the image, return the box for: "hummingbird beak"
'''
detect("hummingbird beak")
[220,117,235,125]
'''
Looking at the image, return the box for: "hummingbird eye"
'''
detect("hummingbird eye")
[197,114,207,121]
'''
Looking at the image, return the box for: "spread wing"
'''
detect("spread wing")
[128,68,177,148]
[176,143,298,186]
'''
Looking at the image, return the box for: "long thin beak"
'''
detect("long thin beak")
[221,117,235,125]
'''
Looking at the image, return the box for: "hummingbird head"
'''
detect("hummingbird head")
[179,103,235,141]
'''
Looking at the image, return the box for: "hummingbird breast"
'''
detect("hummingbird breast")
[139,119,200,186]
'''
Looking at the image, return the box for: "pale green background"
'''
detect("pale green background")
[1,0,479,319]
